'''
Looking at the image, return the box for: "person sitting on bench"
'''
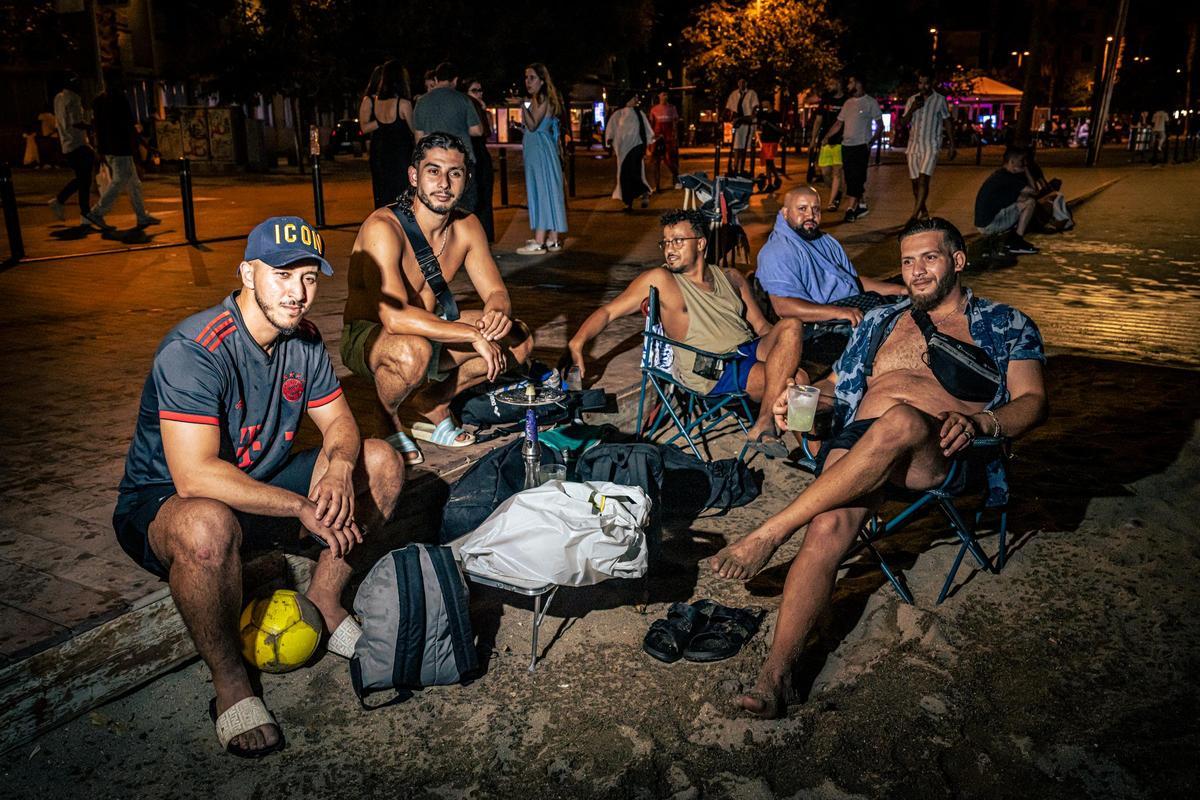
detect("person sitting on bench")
[112,217,405,757]
[566,208,807,450]
[710,217,1048,718]
[755,186,906,348]
[342,132,534,465]
[973,146,1040,256]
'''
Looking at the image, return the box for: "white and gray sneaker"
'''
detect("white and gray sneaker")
[516,240,547,255]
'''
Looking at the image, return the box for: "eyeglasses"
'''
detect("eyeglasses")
[468,87,483,95]
[657,236,704,250]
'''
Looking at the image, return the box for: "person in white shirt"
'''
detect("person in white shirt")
[48,73,96,224]
[725,78,759,176]
[1150,109,1169,165]
[900,71,956,224]
[820,73,882,222]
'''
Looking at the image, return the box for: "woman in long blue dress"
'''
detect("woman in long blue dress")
[517,62,567,255]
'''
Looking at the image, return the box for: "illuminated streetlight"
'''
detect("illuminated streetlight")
[929,27,938,69]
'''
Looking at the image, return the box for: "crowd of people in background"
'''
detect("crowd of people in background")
[24,61,1190,261]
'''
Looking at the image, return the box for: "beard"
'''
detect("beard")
[416,184,458,215]
[908,268,958,311]
[255,289,303,336]
[794,222,823,241]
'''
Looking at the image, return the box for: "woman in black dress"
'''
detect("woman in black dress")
[463,78,495,241]
[362,60,414,208]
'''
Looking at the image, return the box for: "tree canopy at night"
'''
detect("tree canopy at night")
[683,0,843,98]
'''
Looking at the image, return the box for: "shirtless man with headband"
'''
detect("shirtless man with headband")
[710,217,1048,718]
[342,132,533,465]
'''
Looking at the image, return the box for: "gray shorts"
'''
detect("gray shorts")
[978,202,1020,236]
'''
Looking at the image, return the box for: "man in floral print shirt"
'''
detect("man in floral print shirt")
[709,217,1048,719]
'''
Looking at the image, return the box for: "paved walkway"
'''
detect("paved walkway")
[0,148,1195,663]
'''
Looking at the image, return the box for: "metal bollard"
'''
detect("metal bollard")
[780,139,788,175]
[498,147,509,207]
[874,136,882,165]
[568,142,576,198]
[747,138,756,180]
[178,158,197,244]
[308,126,325,226]
[310,158,326,227]
[976,138,983,165]
[713,141,721,176]
[0,162,25,262]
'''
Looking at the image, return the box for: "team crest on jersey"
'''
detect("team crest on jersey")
[282,372,305,402]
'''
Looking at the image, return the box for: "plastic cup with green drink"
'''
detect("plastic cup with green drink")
[786,384,821,433]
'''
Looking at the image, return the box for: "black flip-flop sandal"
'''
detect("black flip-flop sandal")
[682,604,765,663]
[747,432,791,460]
[642,602,704,663]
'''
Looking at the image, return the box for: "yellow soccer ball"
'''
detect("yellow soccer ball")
[239,589,323,673]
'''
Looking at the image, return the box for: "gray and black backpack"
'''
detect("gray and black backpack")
[350,544,479,706]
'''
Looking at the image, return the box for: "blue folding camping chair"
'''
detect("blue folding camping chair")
[794,432,1010,604]
[635,286,756,460]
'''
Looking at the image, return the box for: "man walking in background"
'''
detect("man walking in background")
[808,76,846,209]
[820,73,882,222]
[649,91,681,190]
[901,70,955,225]
[48,72,95,226]
[725,78,759,176]
[85,70,159,231]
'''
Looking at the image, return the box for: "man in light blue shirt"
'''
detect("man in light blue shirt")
[756,186,904,331]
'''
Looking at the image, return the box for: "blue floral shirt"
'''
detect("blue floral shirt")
[831,288,1045,506]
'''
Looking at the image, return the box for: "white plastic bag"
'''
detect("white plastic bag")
[453,480,649,587]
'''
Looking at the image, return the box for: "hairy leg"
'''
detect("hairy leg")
[149,497,278,753]
[744,319,807,439]
[915,174,931,216]
[367,330,433,439]
[710,404,950,580]
[738,491,876,718]
[1015,194,1036,236]
[304,439,404,628]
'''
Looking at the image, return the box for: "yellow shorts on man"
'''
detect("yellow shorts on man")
[817,144,843,167]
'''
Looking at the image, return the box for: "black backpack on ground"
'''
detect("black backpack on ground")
[437,439,566,544]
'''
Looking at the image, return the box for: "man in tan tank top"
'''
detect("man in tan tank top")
[566,209,807,445]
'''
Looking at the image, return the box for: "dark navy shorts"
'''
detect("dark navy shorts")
[708,338,761,396]
[814,416,983,496]
[112,448,321,579]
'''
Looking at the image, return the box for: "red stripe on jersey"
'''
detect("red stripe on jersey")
[206,325,238,352]
[200,318,235,348]
[307,386,343,409]
[284,430,295,441]
[194,311,232,344]
[159,410,219,425]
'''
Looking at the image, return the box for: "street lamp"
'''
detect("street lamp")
[929,27,938,70]
[1011,50,1031,68]
[1102,35,1115,79]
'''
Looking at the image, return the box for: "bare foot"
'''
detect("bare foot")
[734,671,788,719]
[735,687,785,719]
[709,532,782,580]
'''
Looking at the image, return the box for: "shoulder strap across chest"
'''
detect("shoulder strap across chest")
[390,205,459,322]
